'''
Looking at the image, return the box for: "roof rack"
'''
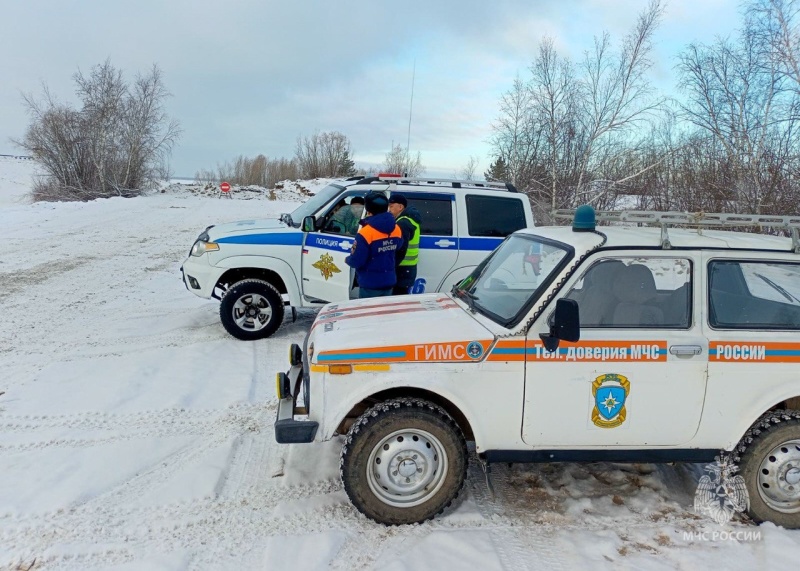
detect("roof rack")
[364,175,516,192]
[553,208,800,253]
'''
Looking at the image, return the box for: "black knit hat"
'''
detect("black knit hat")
[388,194,407,207]
[365,191,389,214]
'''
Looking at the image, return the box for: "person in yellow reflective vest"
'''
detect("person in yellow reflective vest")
[388,194,422,295]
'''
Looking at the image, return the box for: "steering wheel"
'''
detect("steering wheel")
[487,277,509,290]
[325,220,346,234]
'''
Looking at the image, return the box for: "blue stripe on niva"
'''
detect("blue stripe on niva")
[319,351,407,361]
[766,350,800,356]
[215,233,304,246]
[490,348,526,355]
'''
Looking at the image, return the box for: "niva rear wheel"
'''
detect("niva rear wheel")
[736,410,800,529]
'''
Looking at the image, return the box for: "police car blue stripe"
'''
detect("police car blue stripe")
[215,233,303,245]
[459,237,503,251]
[419,236,458,249]
[319,351,406,361]
[305,234,355,252]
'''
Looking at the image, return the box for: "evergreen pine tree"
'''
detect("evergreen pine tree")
[337,149,357,177]
[484,156,509,182]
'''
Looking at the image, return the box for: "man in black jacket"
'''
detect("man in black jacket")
[388,194,423,295]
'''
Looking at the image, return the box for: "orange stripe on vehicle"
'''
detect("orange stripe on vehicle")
[488,340,668,362]
[317,340,493,363]
[710,341,800,362]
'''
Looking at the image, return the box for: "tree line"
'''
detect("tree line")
[487,0,800,221]
[196,138,428,188]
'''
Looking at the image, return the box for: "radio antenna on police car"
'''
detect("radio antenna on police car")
[406,59,416,162]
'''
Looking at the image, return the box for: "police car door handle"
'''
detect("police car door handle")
[669,345,702,356]
[434,239,456,248]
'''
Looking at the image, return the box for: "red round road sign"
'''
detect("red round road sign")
[220,182,231,193]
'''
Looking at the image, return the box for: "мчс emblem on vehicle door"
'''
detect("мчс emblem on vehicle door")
[312,253,341,281]
[591,373,630,428]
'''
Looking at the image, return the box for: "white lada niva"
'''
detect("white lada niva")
[275,206,800,527]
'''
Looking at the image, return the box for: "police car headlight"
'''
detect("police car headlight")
[190,240,220,257]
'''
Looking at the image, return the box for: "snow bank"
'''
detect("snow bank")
[1,158,799,570]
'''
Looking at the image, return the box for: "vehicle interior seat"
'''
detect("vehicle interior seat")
[575,259,627,327]
[612,264,664,327]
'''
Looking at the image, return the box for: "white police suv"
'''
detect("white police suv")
[275,206,800,527]
[181,175,534,340]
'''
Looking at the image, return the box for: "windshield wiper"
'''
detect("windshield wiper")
[453,286,480,312]
[754,272,800,304]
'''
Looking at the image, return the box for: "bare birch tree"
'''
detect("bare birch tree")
[489,0,665,217]
[16,60,180,201]
[677,17,794,213]
[382,143,425,176]
[295,131,357,178]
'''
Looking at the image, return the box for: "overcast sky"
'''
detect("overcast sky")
[1,0,741,179]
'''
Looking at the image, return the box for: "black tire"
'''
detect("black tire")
[340,398,468,525]
[219,279,284,340]
[735,409,800,528]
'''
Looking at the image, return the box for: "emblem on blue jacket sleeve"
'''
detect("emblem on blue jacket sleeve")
[591,374,630,428]
[312,253,341,281]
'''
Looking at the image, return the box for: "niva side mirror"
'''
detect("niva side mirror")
[540,298,580,353]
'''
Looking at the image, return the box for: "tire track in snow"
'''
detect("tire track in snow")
[467,459,569,571]
[0,404,270,453]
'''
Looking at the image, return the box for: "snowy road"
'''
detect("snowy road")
[1,160,799,570]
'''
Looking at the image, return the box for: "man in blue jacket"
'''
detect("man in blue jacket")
[345,191,403,298]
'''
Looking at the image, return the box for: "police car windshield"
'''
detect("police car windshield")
[288,184,347,227]
[458,234,571,325]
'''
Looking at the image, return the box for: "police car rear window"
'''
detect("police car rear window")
[466,195,527,237]
[405,196,454,236]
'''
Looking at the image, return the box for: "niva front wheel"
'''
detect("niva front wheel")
[340,398,468,525]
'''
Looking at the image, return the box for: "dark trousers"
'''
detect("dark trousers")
[359,287,393,298]
[393,266,417,295]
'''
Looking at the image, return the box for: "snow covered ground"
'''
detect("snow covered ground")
[1,156,799,570]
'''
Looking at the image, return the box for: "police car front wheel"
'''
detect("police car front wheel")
[340,398,468,525]
[219,279,284,340]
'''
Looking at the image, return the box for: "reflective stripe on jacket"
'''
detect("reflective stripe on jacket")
[397,215,420,267]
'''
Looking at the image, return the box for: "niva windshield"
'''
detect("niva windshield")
[454,234,572,326]
[288,184,346,226]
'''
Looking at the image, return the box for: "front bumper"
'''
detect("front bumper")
[181,255,224,299]
[274,362,318,444]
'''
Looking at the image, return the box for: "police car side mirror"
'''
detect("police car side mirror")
[302,216,316,233]
[540,299,580,352]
